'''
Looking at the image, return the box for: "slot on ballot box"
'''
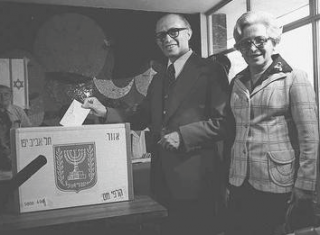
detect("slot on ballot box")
[9,123,134,213]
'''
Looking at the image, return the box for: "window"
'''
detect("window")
[251,0,309,25]
[317,17,320,118]
[227,50,246,80]
[277,24,314,86]
[213,0,246,49]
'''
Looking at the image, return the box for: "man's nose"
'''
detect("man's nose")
[162,34,172,43]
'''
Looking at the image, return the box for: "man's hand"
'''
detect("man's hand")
[158,131,181,151]
[82,97,107,117]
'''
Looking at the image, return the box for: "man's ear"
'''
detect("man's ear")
[187,29,192,39]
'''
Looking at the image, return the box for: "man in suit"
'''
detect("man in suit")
[83,13,230,235]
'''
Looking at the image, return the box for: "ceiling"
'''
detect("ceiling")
[1,0,223,13]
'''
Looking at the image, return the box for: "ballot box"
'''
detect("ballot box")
[9,123,134,213]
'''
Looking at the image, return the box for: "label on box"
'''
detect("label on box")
[101,186,127,202]
[21,197,49,210]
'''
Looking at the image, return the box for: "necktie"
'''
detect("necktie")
[167,64,175,86]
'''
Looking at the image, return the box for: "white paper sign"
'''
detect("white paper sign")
[59,99,90,126]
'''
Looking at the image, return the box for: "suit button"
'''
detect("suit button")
[243,149,246,154]
[163,110,166,115]
[164,95,168,99]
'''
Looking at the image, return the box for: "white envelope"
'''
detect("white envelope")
[59,99,90,126]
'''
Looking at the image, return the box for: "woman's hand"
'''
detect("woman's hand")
[289,187,313,206]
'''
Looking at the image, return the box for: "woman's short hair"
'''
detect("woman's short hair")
[233,11,282,46]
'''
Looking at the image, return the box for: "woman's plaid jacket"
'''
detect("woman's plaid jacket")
[229,54,319,193]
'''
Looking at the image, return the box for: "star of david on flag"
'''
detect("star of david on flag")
[0,58,29,109]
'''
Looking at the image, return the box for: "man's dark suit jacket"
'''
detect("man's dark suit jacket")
[107,53,230,202]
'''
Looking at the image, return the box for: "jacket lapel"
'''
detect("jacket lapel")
[251,73,286,96]
[251,54,292,97]
[235,54,293,97]
[149,66,166,132]
[163,54,201,124]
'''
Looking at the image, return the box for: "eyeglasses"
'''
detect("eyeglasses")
[235,36,271,52]
[0,91,11,98]
[156,28,188,41]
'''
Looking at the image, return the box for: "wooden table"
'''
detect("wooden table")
[0,195,167,234]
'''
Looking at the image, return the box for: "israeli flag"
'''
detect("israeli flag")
[0,58,29,109]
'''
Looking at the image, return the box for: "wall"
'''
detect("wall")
[0,2,201,126]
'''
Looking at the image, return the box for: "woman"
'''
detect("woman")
[226,11,319,235]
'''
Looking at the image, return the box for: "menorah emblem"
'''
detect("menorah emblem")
[65,149,86,180]
[54,143,97,192]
